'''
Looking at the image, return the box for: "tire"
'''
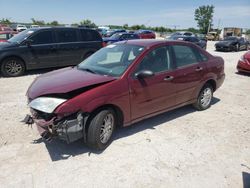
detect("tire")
[193,84,213,111]
[87,108,116,150]
[1,57,25,77]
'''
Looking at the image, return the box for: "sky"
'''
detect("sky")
[0,0,250,29]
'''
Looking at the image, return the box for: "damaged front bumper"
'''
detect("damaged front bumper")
[23,110,89,143]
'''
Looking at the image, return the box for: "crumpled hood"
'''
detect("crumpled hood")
[27,67,116,99]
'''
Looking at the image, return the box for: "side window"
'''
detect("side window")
[30,30,53,45]
[120,34,128,40]
[57,29,77,43]
[81,29,101,41]
[136,46,172,73]
[173,45,199,67]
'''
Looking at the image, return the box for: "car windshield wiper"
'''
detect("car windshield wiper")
[79,67,97,74]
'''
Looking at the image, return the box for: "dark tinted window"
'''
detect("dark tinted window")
[136,46,172,73]
[30,30,53,44]
[129,34,139,39]
[189,37,199,42]
[81,29,101,41]
[57,29,77,43]
[184,32,193,36]
[173,45,199,67]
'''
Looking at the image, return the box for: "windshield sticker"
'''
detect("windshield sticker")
[106,45,116,48]
[27,31,34,34]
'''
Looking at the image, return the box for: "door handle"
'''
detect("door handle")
[195,67,203,72]
[163,76,174,81]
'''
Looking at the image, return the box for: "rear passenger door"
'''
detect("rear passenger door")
[172,45,207,105]
[55,28,82,66]
[27,29,59,68]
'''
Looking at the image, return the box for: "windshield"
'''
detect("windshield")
[224,37,237,41]
[78,44,145,77]
[8,29,35,43]
[110,33,122,39]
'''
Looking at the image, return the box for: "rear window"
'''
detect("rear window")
[57,29,77,43]
[80,29,101,41]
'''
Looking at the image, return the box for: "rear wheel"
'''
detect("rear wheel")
[87,109,116,150]
[1,57,25,77]
[193,84,213,111]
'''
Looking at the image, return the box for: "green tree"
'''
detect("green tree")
[79,19,96,28]
[246,30,250,35]
[47,21,60,26]
[0,18,12,25]
[31,18,45,25]
[194,5,214,34]
[123,24,129,29]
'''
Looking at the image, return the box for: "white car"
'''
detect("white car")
[16,25,27,32]
[30,25,40,28]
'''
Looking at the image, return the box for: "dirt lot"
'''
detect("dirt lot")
[0,41,249,188]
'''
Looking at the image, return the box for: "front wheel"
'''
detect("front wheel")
[1,57,25,77]
[193,84,213,111]
[87,109,116,150]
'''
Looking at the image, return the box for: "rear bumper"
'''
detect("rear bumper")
[216,73,225,90]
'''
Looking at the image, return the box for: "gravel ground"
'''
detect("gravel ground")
[0,41,249,188]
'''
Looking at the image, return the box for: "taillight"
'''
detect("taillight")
[102,42,107,47]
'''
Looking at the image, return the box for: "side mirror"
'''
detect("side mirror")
[135,70,154,79]
[24,39,33,46]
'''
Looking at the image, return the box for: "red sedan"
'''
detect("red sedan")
[25,40,225,150]
[136,30,156,39]
[237,51,250,73]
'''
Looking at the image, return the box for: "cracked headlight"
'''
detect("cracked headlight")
[29,97,67,113]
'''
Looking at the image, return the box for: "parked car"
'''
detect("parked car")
[237,50,250,73]
[103,32,140,45]
[0,31,16,42]
[168,31,195,39]
[0,24,13,32]
[215,37,249,52]
[167,35,207,49]
[24,40,225,150]
[30,25,40,28]
[105,29,127,37]
[135,30,156,39]
[196,34,207,42]
[206,31,219,41]
[0,27,103,77]
[16,25,27,32]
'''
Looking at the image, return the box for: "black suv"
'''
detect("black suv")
[0,27,103,77]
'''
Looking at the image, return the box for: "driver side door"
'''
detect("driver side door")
[128,46,176,121]
[27,30,59,68]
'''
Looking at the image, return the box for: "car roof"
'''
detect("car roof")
[115,39,191,47]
